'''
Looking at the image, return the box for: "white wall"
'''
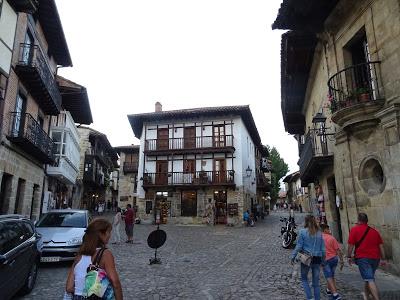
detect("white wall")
[0,0,17,75]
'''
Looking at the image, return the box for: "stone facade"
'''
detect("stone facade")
[276,0,400,274]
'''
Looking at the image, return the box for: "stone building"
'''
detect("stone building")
[128,103,265,225]
[0,0,77,220]
[255,146,272,213]
[283,171,310,213]
[75,126,118,210]
[114,145,139,209]
[274,0,400,273]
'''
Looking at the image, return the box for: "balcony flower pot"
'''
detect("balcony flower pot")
[356,87,370,102]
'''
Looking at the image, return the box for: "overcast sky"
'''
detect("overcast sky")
[55,0,298,173]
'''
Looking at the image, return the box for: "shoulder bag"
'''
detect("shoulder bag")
[297,231,317,266]
[83,248,115,300]
[354,226,370,257]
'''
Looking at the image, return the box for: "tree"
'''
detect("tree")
[266,145,289,201]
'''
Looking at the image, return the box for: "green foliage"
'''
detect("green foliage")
[266,145,289,201]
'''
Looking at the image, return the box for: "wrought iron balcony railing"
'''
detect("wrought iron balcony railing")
[142,170,235,187]
[123,162,138,173]
[8,112,55,163]
[144,135,234,153]
[298,129,333,185]
[15,43,61,115]
[327,61,384,114]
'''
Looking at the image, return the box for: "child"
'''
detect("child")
[321,224,344,300]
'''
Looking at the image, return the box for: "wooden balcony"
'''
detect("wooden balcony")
[298,129,333,186]
[142,170,235,189]
[328,61,384,130]
[257,173,271,192]
[7,112,55,164]
[15,44,61,115]
[144,135,234,155]
[123,162,138,174]
[8,0,38,13]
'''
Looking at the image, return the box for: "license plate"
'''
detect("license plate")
[41,256,60,262]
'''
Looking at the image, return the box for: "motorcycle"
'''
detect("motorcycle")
[280,216,297,249]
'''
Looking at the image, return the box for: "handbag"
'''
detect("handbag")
[83,248,115,300]
[296,231,319,266]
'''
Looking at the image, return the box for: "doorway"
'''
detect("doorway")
[214,190,227,224]
[214,159,226,183]
[327,177,343,243]
[213,125,225,147]
[184,127,196,149]
[157,128,169,150]
[155,161,168,185]
[181,191,197,217]
[0,174,12,214]
[155,191,169,224]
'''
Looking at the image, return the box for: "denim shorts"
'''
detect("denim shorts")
[322,256,338,279]
[355,258,380,282]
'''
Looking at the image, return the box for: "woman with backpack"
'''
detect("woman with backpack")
[65,218,123,300]
[291,215,325,300]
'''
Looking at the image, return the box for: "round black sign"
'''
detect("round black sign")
[147,229,167,249]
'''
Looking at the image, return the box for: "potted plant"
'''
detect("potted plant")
[344,92,356,107]
[356,87,370,102]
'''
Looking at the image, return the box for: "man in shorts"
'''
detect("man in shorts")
[347,213,386,300]
[123,204,135,243]
[321,224,344,300]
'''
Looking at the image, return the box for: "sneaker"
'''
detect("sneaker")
[326,289,332,296]
[332,294,341,300]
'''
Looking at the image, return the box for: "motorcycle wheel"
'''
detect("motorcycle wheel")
[282,232,293,249]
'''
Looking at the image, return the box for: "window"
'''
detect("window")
[0,221,24,255]
[36,211,86,228]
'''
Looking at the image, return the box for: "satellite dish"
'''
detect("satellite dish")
[147,226,167,264]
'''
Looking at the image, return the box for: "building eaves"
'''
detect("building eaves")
[127,105,262,147]
[57,76,93,125]
[272,0,339,31]
[114,145,140,154]
[37,0,72,66]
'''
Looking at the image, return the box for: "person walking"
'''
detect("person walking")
[320,224,344,300]
[111,207,122,244]
[122,204,135,243]
[299,204,303,213]
[347,213,386,300]
[291,215,325,300]
[65,218,123,300]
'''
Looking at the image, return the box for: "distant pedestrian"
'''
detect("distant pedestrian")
[299,204,303,213]
[111,207,122,244]
[321,224,344,300]
[291,215,325,300]
[114,200,118,212]
[107,200,111,211]
[243,210,250,226]
[65,218,123,300]
[347,213,386,300]
[122,204,135,243]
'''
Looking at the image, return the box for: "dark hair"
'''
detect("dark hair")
[304,215,319,236]
[117,207,121,213]
[320,224,330,231]
[358,213,368,223]
[79,218,112,256]
[127,204,132,208]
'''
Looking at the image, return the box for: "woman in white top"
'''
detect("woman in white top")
[65,218,123,300]
[112,207,122,244]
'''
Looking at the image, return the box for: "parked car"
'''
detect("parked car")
[35,210,90,262]
[0,214,42,300]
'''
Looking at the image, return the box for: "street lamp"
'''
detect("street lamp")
[245,166,252,178]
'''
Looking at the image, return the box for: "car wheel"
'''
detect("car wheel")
[19,260,38,295]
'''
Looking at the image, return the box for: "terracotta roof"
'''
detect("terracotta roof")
[57,76,93,125]
[272,0,339,31]
[37,0,72,66]
[128,105,262,147]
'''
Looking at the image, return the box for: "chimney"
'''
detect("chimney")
[155,102,162,112]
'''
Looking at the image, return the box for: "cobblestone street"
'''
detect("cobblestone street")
[17,212,398,300]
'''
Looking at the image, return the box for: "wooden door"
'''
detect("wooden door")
[213,125,225,147]
[157,128,169,150]
[183,159,195,184]
[214,191,227,224]
[155,161,168,185]
[214,159,226,183]
[184,127,196,149]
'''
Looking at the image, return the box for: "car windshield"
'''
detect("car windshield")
[36,212,86,228]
